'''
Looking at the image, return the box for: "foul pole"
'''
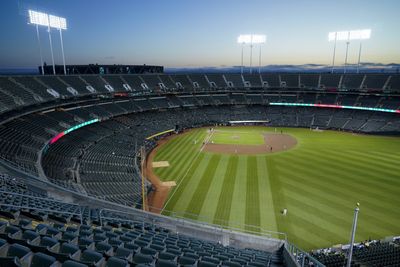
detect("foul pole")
[347,203,360,267]
[140,146,147,211]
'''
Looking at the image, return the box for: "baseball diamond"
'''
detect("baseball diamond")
[147,126,400,251]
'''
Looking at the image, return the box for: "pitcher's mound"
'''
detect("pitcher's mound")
[203,133,297,155]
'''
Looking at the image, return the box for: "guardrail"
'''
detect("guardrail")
[0,191,84,224]
[99,207,287,242]
[146,205,287,241]
[285,242,325,267]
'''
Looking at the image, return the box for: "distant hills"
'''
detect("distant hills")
[165,63,400,74]
[1,63,400,75]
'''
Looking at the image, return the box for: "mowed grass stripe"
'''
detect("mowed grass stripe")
[256,156,278,232]
[298,149,400,196]
[184,154,221,220]
[288,148,400,196]
[326,149,400,182]
[229,156,248,228]
[213,156,238,226]
[156,128,204,160]
[156,130,205,181]
[276,153,400,215]
[154,130,195,160]
[198,155,230,224]
[281,179,396,238]
[245,156,261,232]
[265,157,287,234]
[277,164,400,221]
[162,153,205,214]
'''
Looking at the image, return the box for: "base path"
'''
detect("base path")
[203,133,297,155]
[145,135,178,213]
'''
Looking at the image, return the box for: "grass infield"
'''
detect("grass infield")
[152,126,400,251]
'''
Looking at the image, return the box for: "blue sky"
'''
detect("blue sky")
[0,0,399,68]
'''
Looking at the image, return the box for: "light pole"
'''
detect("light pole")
[329,32,337,73]
[328,29,371,74]
[237,34,266,75]
[28,10,68,75]
[249,42,253,74]
[35,24,44,75]
[344,33,350,74]
[47,24,56,75]
[241,43,244,74]
[347,203,360,267]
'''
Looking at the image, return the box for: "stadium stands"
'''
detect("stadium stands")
[0,72,399,267]
[0,173,285,267]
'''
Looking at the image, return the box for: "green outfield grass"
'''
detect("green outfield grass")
[209,128,265,145]
[152,126,400,251]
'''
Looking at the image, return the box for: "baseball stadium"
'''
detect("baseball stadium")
[0,1,400,267]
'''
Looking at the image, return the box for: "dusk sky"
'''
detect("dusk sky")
[0,0,399,69]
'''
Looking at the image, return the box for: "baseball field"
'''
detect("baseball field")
[148,126,400,251]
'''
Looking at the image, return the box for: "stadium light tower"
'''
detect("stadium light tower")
[237,34,266,74]
[347,203,360,267]
[49,15,68,75]
[28,10,68,75]
[237,34,251,74]
[329,29,371,74]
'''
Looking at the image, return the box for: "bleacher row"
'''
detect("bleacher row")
[0,174,283,267]
[0,73,400,114]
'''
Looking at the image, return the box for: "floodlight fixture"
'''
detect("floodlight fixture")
[28,10,49,27]
[252,34,266,44]
[237,34,252,44]
[329,29,371,42]
[49,15,67,30]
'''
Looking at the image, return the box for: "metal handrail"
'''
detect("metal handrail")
[99,207,287,241]
[0,203,84,224]
[285,242,326,267]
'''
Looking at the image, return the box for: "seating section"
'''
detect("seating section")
[0,74,398,116]
[0,174,281,267]
[311,240,400,267]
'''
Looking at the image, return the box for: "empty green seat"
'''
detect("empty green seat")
[114,247,133,261]
[7,243,31,258]
[178,255,197,265]
[0,257,22,267]
[62,260,88,267]
[198,261,218,267]
[141,247,157,256]
[30,252,57,267]
[133,252,154,265]
[158,252,177,261]
[79,249,104,266]
[156,258,178,267]
[222,261,242,267]
[106,256,129,267]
